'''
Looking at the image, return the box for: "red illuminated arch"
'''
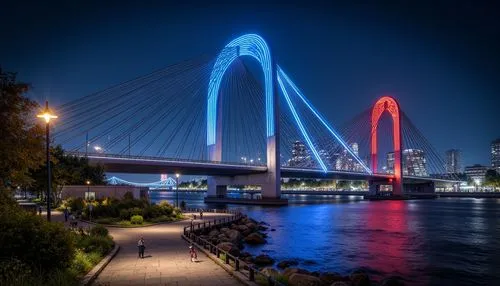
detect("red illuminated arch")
[370,96,402,195]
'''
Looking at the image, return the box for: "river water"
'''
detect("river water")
[150,192,500,285]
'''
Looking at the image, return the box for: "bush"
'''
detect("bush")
[129,207,143,216]
[76,235,114,255]
[0,204,75,273]
[149,215,173,223]
[90,225,109,237]
[143,205,162,219]
[158,200,174,216]
[68,197,85,213]
[130,215,144,225]
[94,217,118,224]
[119,209,130,220]
[0,258,32,285]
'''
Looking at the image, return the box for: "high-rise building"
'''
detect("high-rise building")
[288,141,312,167]
[465,164,488,185]
[335,142,360,171]
[445,149,462,174]
[386,152,395,174]
[491,138,500,174]
[403,149,428,176]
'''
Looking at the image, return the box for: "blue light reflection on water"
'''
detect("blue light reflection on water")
[149,191,500,285]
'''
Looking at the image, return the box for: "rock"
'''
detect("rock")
[288,273,321,286]
[216,242,240,257]
[230,223,238,230]
[244,233,266,244]
[350,273,370,286]
[208,229,220,237]
[283,268,310,279]
[259,220,270,226]
[258,225,269,231]
[277,260,299,269]
[243,256,254,264]
[239,251,252,258]
[380,276,405,286]
[254,254,275,266]
[270,228,276,231]
[261,267,280,279]
[246,222,258,230]
[220,227,230,234]
[237,224,249,232]
[319,272,344,285]
[226,229,243,243]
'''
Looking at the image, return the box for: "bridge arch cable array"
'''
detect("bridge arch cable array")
[54,43,373,176]
[337,106,460,180]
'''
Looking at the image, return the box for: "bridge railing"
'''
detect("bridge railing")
[66,151,267,167]
[182,213,285,286]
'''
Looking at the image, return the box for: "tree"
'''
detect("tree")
[31,145,106,205]
[0,69,45,190]
[484,169,500,188]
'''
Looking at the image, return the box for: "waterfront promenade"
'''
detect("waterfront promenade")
[93,212,239,286]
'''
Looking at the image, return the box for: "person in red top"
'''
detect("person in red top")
[189,245,197,262]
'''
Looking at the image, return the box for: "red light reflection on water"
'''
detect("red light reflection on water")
[361,201,412,280]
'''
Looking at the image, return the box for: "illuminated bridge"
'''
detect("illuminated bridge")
[55,34,461,203]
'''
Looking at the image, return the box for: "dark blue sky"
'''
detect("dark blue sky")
[2,0,499,171]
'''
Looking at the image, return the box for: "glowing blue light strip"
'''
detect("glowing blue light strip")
[277,66,372,174]
[107,176,177,187]
[207,34,274,146]
[277,75,328,172]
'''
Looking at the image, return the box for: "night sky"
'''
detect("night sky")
[2,0,499,176]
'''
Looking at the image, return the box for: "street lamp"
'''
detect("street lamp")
[175,173,180,208]
[37,101,57,222]
[86,180,91,200]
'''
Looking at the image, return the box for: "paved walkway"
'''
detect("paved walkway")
[92,212,241,286]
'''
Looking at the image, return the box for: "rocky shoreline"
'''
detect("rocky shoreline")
[194,215,405,286]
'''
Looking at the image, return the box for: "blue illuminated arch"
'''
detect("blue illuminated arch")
[207,34,274,146]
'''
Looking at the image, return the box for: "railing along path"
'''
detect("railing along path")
[182,211,284,286]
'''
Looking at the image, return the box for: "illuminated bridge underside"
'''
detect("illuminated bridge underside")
[82,154,458,183]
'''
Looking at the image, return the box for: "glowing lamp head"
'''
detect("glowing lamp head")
[86,180,91,185]
[36,101,57,123]
[175,173,180,178]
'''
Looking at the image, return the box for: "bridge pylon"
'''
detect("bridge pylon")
[205,34,284,204]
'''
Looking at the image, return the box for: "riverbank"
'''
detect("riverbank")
[189,214,406,285]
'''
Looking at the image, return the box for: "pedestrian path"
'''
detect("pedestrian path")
[93,212,241,286]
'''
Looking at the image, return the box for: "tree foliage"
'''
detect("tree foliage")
[484,169,500,188]
[0,68,45,189]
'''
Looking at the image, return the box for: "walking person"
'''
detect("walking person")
[199,209,203,220]
[63,207,69,222]
[38,205,42,216]
[138,237,145,259]
[189,245,197,262]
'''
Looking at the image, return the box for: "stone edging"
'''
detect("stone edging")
[181,235,258,286]
[80,244,120,286]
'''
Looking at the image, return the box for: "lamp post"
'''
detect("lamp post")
[86,180,91,200]
[37,101,57,222]
[175,173,180,208]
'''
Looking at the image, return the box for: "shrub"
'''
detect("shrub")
[90,225,109,237]
[158,200,174,216]
[149,215,173,223]
[68,197,85,213]
[76,235,114,255]
[143,205,162,219]
[130,215,144,225]
[0,258,32,285]
[119,209,130,220]
[0,204,75,273]
[129,207,143,216]
[94,217,118,224]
